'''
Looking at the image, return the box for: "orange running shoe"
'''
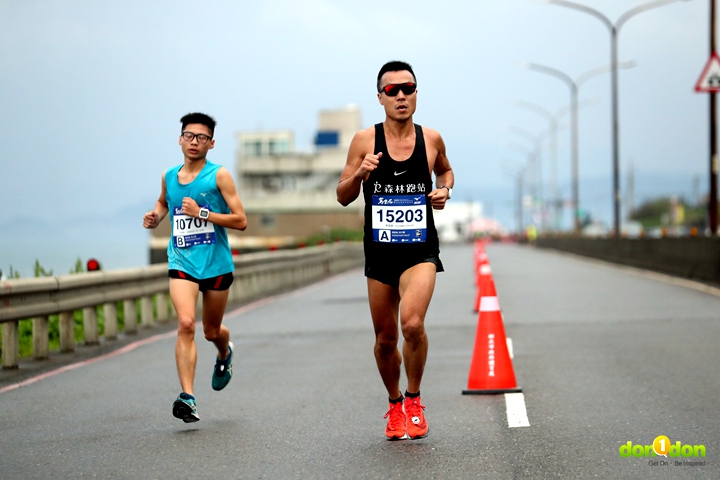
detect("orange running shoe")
[384,401,408,440]
[404,396,428,439]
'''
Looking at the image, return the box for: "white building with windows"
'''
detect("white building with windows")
[235,105,364,240]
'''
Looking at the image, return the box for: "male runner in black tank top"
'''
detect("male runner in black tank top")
[337,61,454,440]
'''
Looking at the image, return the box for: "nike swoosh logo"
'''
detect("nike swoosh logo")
[394,171,407,176]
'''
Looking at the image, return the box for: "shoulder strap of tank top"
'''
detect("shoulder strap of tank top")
[374,123,386,155]
[414,124,426,160]
[165,164,180,185]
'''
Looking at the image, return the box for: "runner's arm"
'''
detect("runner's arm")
[337,129,376,206]
[428,132,454,210]
[210,167,247,230]
[143,172,169,229]
[179,168,246,230]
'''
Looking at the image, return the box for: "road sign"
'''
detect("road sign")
[695,52,720,92]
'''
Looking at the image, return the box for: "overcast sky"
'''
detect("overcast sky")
[0,0,713,274]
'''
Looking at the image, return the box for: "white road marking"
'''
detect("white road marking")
[505,392,530,428]
[504,338,528,428]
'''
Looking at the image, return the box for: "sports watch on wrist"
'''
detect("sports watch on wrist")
[440,186,452,199]
[198,208,210,220]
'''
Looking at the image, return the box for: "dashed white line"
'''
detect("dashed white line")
[503,337,529,428]
[505,392,530,428]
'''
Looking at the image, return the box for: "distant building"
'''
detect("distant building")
[433,202,488,242]
[236,105,364,241]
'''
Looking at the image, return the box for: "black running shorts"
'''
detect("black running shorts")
[365,255,444,289]
[168,269,234,292]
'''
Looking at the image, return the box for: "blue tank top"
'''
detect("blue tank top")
[165,160,234,279]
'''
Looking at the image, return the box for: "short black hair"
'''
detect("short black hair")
[377,61,416,92]
[180,112,216,137]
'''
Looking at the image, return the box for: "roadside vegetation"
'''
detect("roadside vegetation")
[300,227,363,246]
[629,196,709,229]
[0,259,171,359]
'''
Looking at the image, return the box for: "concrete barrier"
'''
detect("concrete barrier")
[536,237,720,284]
[0,243,364,369]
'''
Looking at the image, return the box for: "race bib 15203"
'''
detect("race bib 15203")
[371,195,427,243]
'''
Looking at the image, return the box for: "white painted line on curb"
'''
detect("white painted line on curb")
[505,392,530,428]
[506,337,514,359]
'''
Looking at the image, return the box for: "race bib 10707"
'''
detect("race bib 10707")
[371,195,427,243]
[172,205,215,248]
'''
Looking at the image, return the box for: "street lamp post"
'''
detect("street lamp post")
[545,0,692,236]
[508,127,553,227]
[509,125,546,207]
[515,101,559,230]
[505,167,526,234]
[507,140,538,200]
[710,0,718,235]
[526,61,636,232]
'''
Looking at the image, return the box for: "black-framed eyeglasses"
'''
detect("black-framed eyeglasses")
[379,83,417,97]
[181,131,212,144]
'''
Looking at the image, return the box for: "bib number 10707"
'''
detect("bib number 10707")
[172,205,216,248]
[371,195,427,243]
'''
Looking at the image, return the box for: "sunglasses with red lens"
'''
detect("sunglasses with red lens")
[379,83,417,96]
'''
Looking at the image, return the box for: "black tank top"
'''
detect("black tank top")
[362,123,440,263]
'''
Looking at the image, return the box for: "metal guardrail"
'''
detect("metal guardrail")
[0,243,364,369]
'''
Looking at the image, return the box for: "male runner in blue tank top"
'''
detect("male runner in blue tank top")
[143,112,247,423]
[337,61,454,440]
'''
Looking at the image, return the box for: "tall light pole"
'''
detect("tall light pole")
[507,141,537,199]
[527,61,636,232]
[508,129,553,230]
[710,0,718,234]
[545,0,692,236]
[515,101,559,230]
[508,125,546,203]
[504,162,527,234]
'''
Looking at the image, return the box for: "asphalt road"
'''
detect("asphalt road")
[1,243,718,479]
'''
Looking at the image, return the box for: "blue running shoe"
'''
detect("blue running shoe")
[212,341,234,391]
[172,393,199,423]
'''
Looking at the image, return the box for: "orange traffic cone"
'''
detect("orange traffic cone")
[473,264,493,312]
[474,247,489,286]
[463,280,522,395]
[474,244,487,263]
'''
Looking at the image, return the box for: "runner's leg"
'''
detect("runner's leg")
[170,278,200,395]
[367,278,402,399]
[201,288,231,359]
[398,262,436,393]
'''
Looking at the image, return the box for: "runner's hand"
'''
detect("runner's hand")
[181,197,200,217]
[355,152,382,179]
[143,211,160,229]
[427,188,449,210]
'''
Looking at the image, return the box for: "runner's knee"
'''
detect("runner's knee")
[177,315,196,336]
[401,316,425,342]
[204,325,222,342]
[375,332,398,355]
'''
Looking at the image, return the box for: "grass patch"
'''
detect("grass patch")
[0,293,172,358]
